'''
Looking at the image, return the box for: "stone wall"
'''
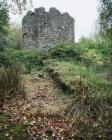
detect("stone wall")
[22,7,75,49]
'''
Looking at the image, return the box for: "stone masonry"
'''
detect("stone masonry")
[22,7,75,49]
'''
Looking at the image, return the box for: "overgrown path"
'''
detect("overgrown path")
[1,72,74,140]
[23,72,68,116]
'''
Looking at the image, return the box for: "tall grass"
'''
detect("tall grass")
[0,48,23,110]
[0,64,22,111]
[44,40,112,139]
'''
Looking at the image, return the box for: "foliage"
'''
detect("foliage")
[49,43,80,61]
[99,0,112,40]
[47,60,112,96]
[0,0,33,112]
[0,48,23,109]
[11,124,30,140]
[44,43,112,137]
[47,38,111,68]
[0,24,23,108]
[3,48,45,73]
[99,0,112,62]
[0,0,112,136]
[1,0,32,13]
[0,38,111,139]
[67,89,112,139]
[7,24,22,49]
[78,36,110,58]
[45,38,112,138]
[0,2,9,37]
[45,58,112,139]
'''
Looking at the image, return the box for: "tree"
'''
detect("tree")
[99,0,112,63]
[0,2,9,37]
[1,0,32,13]
[0,0,32,46]
[8,24,22,49]
[99,0,112,41]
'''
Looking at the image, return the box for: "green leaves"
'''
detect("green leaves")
[0,2,9,37]
[49,43,80,61]
[99,0,112,41]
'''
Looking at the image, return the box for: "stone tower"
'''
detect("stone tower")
[22,7,75,49]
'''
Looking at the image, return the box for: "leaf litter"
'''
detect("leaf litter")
[0,73,75,140]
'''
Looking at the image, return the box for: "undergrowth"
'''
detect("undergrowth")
[43,42,112,139]
[0,40,112,138]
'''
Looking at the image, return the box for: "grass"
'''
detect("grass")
[44,59,112,139]
[1,42,111,139]
[0,123,30,140]
[45,59,112,99]
[43,58,112,139]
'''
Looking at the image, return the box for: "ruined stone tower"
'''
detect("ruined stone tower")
[22,7,75,49]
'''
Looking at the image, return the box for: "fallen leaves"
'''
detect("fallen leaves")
[0,73,75,139]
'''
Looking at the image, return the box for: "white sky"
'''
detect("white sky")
[10,0,99,41]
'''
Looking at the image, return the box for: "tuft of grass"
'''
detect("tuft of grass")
[0,123,31,140]
[12,124,30,140]
[0,64,22,110]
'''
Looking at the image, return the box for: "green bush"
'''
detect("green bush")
[48,39,110,69]
[0,48,22,109]
[49,43,80,61]
[78,37,111,60]
[3,48,42,73]
[0,64,21,92]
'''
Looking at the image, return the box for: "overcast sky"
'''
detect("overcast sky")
[10,0,99,41]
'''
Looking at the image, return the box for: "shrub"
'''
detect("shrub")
[7,24,22,50]
[49,43,80,61]
[78,37,111,61]
[0,48,22,111]
[4,48,40,73]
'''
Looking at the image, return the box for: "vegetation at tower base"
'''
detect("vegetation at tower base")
[44,42,112,139]
[1,26,112,138]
